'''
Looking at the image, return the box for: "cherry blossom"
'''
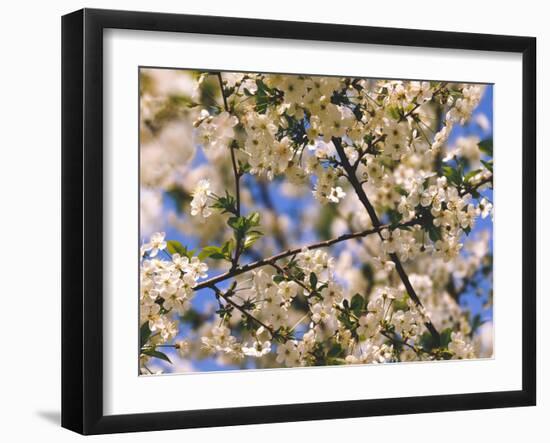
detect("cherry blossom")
[138,69,494,373]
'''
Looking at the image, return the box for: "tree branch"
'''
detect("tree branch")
[217,72,243,266]
[400,82,448,122]
[268,261,310,293]
[461,174,493,197]
[352,135,384,171]
[211,285,276,338]
[193,221,418,292]
[380,330,428,356]
[332,137,441,344]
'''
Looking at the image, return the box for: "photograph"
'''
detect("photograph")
[138,68,494,375]
[0,1,543,439]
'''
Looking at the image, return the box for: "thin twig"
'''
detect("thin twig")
[352,136,384,171]
[400,82,448,122]
[211,285,276,337]
[193,220,419,292]
[217,72,242,266]
[461,174,493,197]
[332,136,441,344]
[380,330,427,355]
[268,261,310,293]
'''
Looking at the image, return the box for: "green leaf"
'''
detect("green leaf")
[387,105,401,120]
[419,331,438,352]
[352,105,363,121]
[481,159,493,173]
[447,88,463,97]
[464,168,482,183]
[395,186,408,196]
[227,216,244,231]
[239,161,252,174]
[327,343,343,358]
[244,230,263,249]
[247,212,261,227]
[438,349,454,360]
[211,253,228,259]
[471,314,485,335]
[221,239,235,256]
[211,191,238,215]
[326,357,347,365]
[254,80,270,114]
[166,240,192,257]
[228,213,261,239]
[392,294,409,311]
[350,293,364,316]
[478,138,493,156]
[198,245,226,260]
[440,328,453,348]
[387,209,403,229]
[142,348,172,364]
[309,272,318,290]
[442,165,462,186]
[337,310,355,331]
[140,322,152,347]
[426,224,442,242]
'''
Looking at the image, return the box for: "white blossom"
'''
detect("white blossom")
[190,179,213,218]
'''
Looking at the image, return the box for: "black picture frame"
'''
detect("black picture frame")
[62,8,537,435]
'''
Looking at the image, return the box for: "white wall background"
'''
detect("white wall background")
[0,0,545,441]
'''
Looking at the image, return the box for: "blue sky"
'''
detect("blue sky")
[447,85,494,325]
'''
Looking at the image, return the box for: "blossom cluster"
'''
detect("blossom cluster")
[138,69,493,374]
[139,232,209,370]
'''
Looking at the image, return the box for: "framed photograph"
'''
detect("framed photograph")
[62,8,536,435]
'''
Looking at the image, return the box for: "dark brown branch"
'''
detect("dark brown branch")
[268,261,310,293]
[380,330,428,356]
[400,82,448,122]
[211,285,276,337]
[193,222,418,292]
[461,174,493,197]
[352,135,384,171]
[217,72,242,266]
[332,137,441,344]
[216,72,230,112]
